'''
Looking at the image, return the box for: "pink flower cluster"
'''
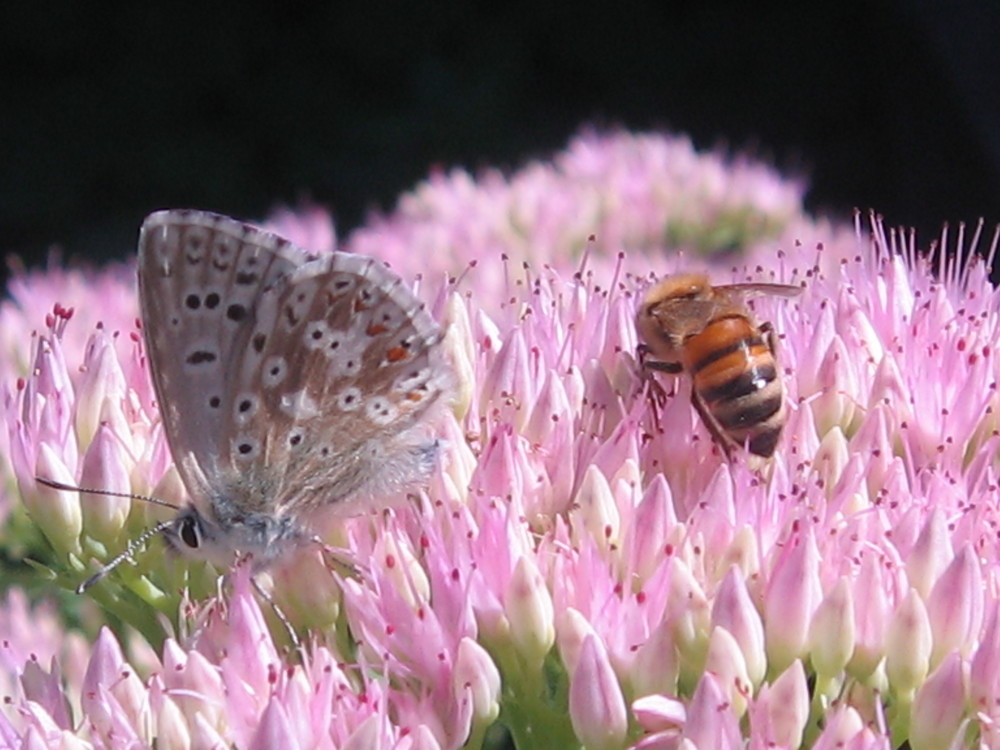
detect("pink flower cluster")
[347,130,809,308]
[2,131,999,749]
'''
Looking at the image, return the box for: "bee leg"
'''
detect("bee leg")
[636,344,678,415]
[645,361,683,373]
[760,321,778,354]
[637,344,683,374]
[690,389,736,460]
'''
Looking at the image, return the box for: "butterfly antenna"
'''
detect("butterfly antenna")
[35,476,183,512]
[35,476,184,593]
[76,518,176,593]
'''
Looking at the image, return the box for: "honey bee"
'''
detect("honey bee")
[636,273,801,458]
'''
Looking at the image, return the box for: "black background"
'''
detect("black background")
[3,1,999,286]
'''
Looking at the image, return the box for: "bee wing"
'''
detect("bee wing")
[712,282,803,301]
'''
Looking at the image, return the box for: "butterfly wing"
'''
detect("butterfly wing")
[219,248,454,518]
[138,210,326,507]
[139,209,453,529]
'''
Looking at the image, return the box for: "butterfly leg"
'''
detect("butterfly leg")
[309,535,361,579]
[223,556,301,651]
[247,573,302,651]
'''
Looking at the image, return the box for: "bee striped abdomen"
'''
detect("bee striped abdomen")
[684,316,785,457]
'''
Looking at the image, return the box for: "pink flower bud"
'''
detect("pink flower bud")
[633,694,686,732]
[481,327,531,426]
[189,713,229,749]
[906,508,953,600]
[627,475,678,582]
[705,626,752,717]
[631,619,681,697]
[19,659,71,730]
[927,545,982,666]
[77,423,131,543]
[758,660,810,749]
[683,673,742,749]
[869,355,912,426]
[569,635,628,750]
[74,328,128,447]
[30,444,83,557]
[81,628,146,743]
[809,578,855,678]
[765,529,821,673]
[398,725,444,750]
[812,336,859,437]
[524,367,573,448]
[848,553,888,681]
[248,701,298,750]
[909,652,967,750]
[813,426,850,496]
[714,525,760,585]
[375,530,431,609]
[153,695,192,750]
[573,464,621,553]
[219,570,279,706]
[441,291,476,421]
[666,559,711,686]
[453,637,501,726]
[886,589,932,697]
[712,566,766,686]
[270,549,342,630]
[808,705,866,749]
[556,607,599,677]
[505,555,555,669]
[970,603,1000,713]
[161,641,225,729]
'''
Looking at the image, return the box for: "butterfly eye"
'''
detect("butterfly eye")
[179,515,201,549]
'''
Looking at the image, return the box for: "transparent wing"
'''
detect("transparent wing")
[712,282,803,300]
[138,210,317,505]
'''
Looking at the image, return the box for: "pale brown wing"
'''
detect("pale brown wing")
[140,210,453,524]
[138,210,311,508]
[219,249,453,517]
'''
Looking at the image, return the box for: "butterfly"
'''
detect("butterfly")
[71,209,454,590]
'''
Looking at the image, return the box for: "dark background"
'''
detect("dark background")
[3,1,999,287]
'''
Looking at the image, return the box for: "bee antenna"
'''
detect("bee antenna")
[35,476,182,512]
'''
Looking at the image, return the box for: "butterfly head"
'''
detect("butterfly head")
[162,504,308,569]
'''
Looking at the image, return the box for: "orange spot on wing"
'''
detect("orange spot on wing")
[386,346,408,362]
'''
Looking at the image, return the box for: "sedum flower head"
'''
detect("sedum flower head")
[2,131,1000,749]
